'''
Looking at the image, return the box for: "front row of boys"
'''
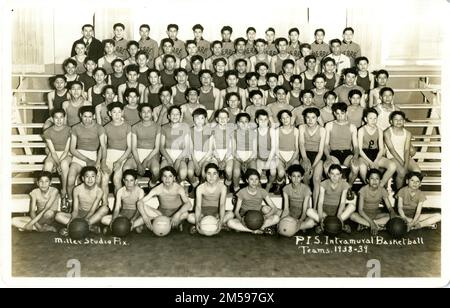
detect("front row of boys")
[14,100,441,236]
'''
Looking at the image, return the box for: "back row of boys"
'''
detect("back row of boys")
[70,23,360,74]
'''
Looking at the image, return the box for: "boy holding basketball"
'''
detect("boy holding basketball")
[56,166,108,234]
[187,163,234,235]
[101,169,145,232]
[136,166,192,233]
[227,169,281,234]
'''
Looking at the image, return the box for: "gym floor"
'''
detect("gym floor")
[11,220,440,278]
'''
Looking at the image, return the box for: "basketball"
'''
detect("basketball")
[278,216,298,237]
[200,215,219,236]
[387,217,408,238]
[244,210,264,230]
[111,216,131,237]
[323,216,342,235]
[152,216,171,237]
[68,218,89,240]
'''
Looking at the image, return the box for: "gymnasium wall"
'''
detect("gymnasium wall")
[11,0,444,74]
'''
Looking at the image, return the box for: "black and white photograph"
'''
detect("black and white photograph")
[2,0,448,288]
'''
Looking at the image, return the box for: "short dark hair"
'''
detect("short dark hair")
[102,85,116,96]
[124,88,140,98]
[288,27,300,35]
[204,163,219,173]
[107,101,124,112]
[159,166,177,181]
[277,109,292,123]
[380,87,394,97]
[244,168,260,181]
[332,102,348,113]
[127,40,139,49]
[161,38,174,46]
[348,89,363,99]
[328,164,343,174]
[212,57,227,66]
[300,89,315,98]
[249,90,263,99]
[139,24,150,31]
[234,37,246,46]
[123,169,138,180]
[192,107,207,118]
[111,58,125,67]
[81,24,94,31]
[113,23,125,30]
[389,111,406,122]
[51,108,66,118]
[342,67,358,76]
[185,87,200,97]
[36,171,52,182]
[191,55,204,64]
[406,172,424,182]
[324,91,337,100]
[125,64,139,75]
[255,109,269,119]
[246,27,256,34]
[314,28,325,36]
[221,26,233,33]
[330,38,342,45]
[235,112,251,123]
[167,24,179,31]
[138,103,152,113]
[302,107,320,120]
[81,166,98,177]
[78,105,95,116]
[287,164,305,177]
[159,86,173,96]
[367,168,382,180]
[355,56,369,65]
[192,24,204,31]
[343,27,355,34]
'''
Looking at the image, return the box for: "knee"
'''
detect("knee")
[44,210,55,219]
[306,208,316,217]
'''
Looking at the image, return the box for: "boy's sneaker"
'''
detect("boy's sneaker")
[59,228,69,237]
[190,226,198,235]
[89,225,102,234]
[428,224,438,230]
[342,224,352,234]
[263,226,276,235]
[346,190,355,201]
[357,224,369,232]
[315,225,324,234]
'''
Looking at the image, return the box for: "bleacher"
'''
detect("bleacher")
[11,71,441,213]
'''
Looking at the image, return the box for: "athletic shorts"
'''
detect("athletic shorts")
[159,207,178,217]
[106,149,126,171]
[214,149,233,161]
[137,148,153,163]
[193,150,208,162]
[71,150,97,167]
[202,206,219,217]
[323,204,339,217]
[306,151,325,163]
[236,150,253,162]
[73,209,90,219]
[120,209,136,220]
[163,149,183,162]
[279,150,295,163]
[330,149,353,165]
[363,149,379,162]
